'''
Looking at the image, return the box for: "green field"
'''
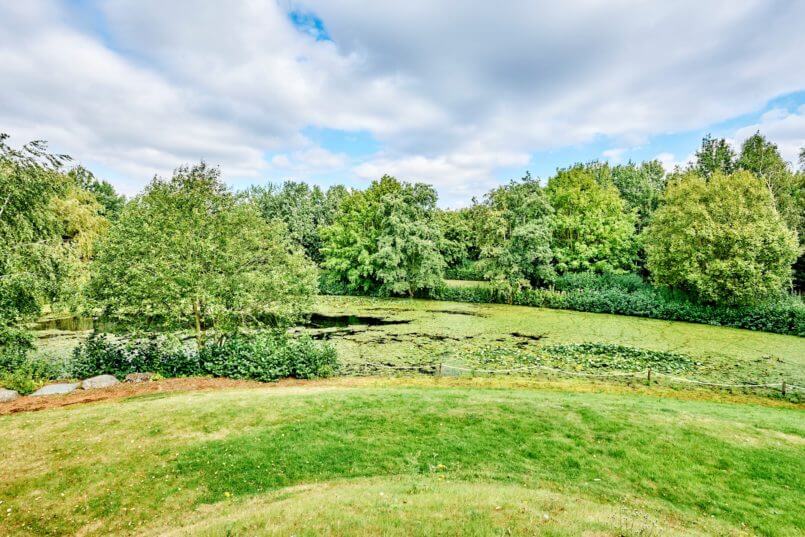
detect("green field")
[1,379,803,536]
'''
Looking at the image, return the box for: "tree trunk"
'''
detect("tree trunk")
[192,299,205,349]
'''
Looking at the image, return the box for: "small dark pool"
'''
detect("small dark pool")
[305,313,410,328]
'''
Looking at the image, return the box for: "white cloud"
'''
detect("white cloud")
[1,0,804,203]
[602,148,626,164]
[734,106,805,167]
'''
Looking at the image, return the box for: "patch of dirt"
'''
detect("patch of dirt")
[0,377,263,415]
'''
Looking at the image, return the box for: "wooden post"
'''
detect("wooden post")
[647,368,652,386]
[781,380,786,396]
[437,362,443,377]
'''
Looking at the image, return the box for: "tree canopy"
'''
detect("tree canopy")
[89,163,317,347]
[546,165,637,274]
[476,174,554,298]
[321,175,444,296]
[643,171,798,306]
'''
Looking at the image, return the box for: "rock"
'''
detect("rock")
[0,389,20,403]
[30,383,80,397]
[124,372,155,383]
[81,375,119,390]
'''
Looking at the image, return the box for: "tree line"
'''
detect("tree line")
[1,132,803,359]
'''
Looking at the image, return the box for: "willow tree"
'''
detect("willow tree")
[89,163,317,348]
[321,175,444,296]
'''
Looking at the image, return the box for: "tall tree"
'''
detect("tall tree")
[476,174,554,299]
[248,181,346,263]
[693,134,735,178]
[0,135,73,357]
[68,166,125,220]
[546,165,637,274]
[643,171,797,306]
[321,175,444,296]
[89,163,317,348]
[610,160,666,232]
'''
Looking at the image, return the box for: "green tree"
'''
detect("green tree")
[435,208,479,271]
[89,163,317,348]
[0,135,72,324]
[248,181,345,263]
[321,175,444,296]
[68,166,125,220]
[546,165,637,273]
[476,174,554,299]
[610,160,666,231]
[736,133,802,236]
[643,171,797,306]
[693,134,735,178]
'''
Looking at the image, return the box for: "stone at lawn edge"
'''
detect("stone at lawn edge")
[125,372,155,383]
[0,388,20,403]
[81,375,119,390]
[30,383,80,397]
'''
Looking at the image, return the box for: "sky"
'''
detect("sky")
[1,0,804,207]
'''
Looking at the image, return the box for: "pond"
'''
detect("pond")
[32,313,409,333]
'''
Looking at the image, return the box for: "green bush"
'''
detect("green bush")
[444,260,485,281]
[70,334,201,380]
[71,332,338,382]
[200,332,337,382]
[427,281,805,336]
[0,357,64,395]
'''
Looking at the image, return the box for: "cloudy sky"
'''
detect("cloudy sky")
[2,1,804,206]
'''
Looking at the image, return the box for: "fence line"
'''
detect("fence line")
[345,360,803,394]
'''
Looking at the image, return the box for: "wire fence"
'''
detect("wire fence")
[342,360,803,396]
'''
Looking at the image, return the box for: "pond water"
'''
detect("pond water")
[32,313,408,333]
[34,317,97,331]
[306,313,410,328]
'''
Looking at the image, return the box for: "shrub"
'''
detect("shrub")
[200,333,337,382]
[70,334,201,380]
[444,261,485,281]
[71,332,338,382]
[0,356,64,395]
[428,282,805,336]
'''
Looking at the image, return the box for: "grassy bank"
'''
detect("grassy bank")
[1,378,803,536]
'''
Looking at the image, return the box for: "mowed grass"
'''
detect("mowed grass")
[1,379,803,536]
[312,296,805,386]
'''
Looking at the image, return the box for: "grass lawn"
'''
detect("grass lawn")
[0,378,803,536]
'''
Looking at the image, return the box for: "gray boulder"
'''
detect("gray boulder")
[0,388,20,403]
[30,383,80,397]
[81,375,119,390]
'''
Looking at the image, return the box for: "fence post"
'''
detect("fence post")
[781,380,786,396]
[647,368,652,386]
[438,362,443,378]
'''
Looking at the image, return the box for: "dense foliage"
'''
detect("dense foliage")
[89,163,318,348]
[247,181,346,263]
[476,174,554,299]
[546,165,638,274]
[430,278,805,336]
[643,171,798,306]
[321,175,445,296]
[70,332,337,383]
